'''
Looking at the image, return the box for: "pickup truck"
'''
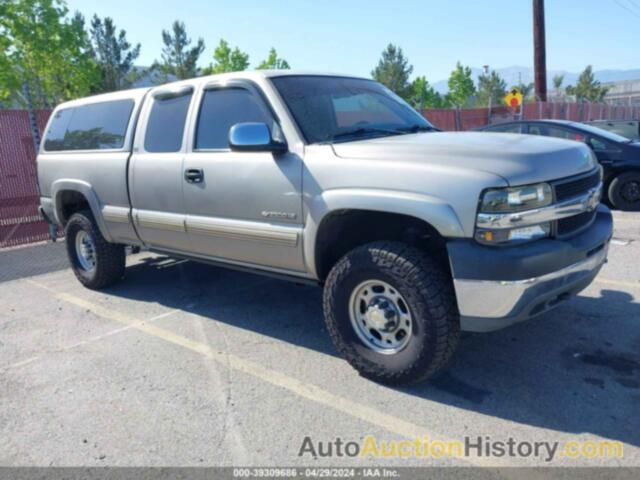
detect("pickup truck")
[37,71,613,384]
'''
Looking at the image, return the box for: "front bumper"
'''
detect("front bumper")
[447,205,613,332]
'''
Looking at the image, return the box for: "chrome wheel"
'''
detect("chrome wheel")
[75,230,96,272]
[348,279,412,354]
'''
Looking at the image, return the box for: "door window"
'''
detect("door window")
[195,87,274,150]
[589,137,622,154]
[485,124,523,133]
[144,92,193,153]
[528,124,584,142]
[44,100,134,151]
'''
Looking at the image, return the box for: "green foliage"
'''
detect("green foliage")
[0,0,98,108]
[410,76,445,109]
[256,48,290,70]
[154,20,205,81]
[371,43,413,100]
[89,15,141,92]
[517,82,534,103]
[447,62,476,108]
[202,39,249,75]
[552,74,564,90]
[476,70,506,107]
[565,66,608,102]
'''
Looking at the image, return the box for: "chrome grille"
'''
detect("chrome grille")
[553,169,601,202]
[551,169,601,238]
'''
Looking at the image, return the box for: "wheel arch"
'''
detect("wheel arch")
[51,180,113,242]
[306,189,465,280]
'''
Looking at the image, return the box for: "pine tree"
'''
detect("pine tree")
[476,70,506,107]
[447,62,476,108]
[90,15,141,92]
[154,20,205,81]
[371,44,413,100]
[565,66,608,102]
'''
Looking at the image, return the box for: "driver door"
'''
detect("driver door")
[182,81,304,272]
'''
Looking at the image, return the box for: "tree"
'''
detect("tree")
[371,43,413,100]
[517,82,534,102]
[202,39,249,75]
[476,70,507,107]
[447,62,476,108]
[256,48,290,70]
[410,76,444,109]
[565,66,608,102]
[155,20,205,81]
[89,15,141,92]
[0,0,98,108]
[552,74,564,98]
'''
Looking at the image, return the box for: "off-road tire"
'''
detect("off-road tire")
[608,171,640,211]
[65,210,126,289]
[323,241,460,385]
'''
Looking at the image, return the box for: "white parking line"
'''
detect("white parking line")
[24,278,524,468]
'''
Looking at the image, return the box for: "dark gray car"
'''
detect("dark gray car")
[477,119,640,211]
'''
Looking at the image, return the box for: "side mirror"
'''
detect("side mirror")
[229,122,287,153]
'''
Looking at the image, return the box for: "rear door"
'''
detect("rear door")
[182,80,304,271]
[129,84,195,251]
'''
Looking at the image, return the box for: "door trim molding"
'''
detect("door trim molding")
[186,215,299,247]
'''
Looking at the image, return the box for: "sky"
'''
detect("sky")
[65,0,640,82]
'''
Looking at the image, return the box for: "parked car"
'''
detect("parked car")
[37,72,612,384]
[476,119,640,211]
[586,120,640,141]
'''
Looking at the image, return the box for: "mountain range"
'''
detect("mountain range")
[431,66,640,94]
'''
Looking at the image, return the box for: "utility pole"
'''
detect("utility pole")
[533,0,547,101]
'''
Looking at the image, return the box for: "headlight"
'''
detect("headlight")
[480,183,552,213]
[476,182,553,245]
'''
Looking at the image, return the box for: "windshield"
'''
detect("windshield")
[271,75,435,144]
[573,122,632,143]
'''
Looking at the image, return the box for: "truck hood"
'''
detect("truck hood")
[331,131,597,185]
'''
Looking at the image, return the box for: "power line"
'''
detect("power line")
[613,0,640,18]
[624,0,640,13]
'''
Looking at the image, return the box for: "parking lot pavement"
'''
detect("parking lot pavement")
[1,211,639,469]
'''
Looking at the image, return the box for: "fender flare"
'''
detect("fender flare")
[303,188,465,278]
[51,179,113,242]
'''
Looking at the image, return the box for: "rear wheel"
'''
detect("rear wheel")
[608,172,640,211]
[323,242,460,385]
[65,210,125,289]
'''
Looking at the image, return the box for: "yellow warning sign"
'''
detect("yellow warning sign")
[504,88,523,108]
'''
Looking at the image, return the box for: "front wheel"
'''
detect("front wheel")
[608,172,640,211]
[65,210,126,289]
[323,242,460,385]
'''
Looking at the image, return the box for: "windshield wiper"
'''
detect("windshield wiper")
[398,124,440,133]
[330,127,405,142]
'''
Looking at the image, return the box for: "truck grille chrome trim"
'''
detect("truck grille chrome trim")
[476,182,602,230]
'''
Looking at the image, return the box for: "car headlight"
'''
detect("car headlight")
[479,183,552,213]
[476,182,553,245]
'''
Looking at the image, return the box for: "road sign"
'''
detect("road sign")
[504,88,523,108]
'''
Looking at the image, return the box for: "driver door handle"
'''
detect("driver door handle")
[184,168,204,183]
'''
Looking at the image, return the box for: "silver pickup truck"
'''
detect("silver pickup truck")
[37,71,613,384]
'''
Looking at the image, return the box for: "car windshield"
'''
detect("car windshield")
[572,122,632,143]
[271,75,435,144]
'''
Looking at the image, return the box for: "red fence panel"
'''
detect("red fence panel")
[424,102,639,131]
[1,102,639,248]
[0,109,52,248]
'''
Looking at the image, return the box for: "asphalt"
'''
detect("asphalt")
[1,211,639,470]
